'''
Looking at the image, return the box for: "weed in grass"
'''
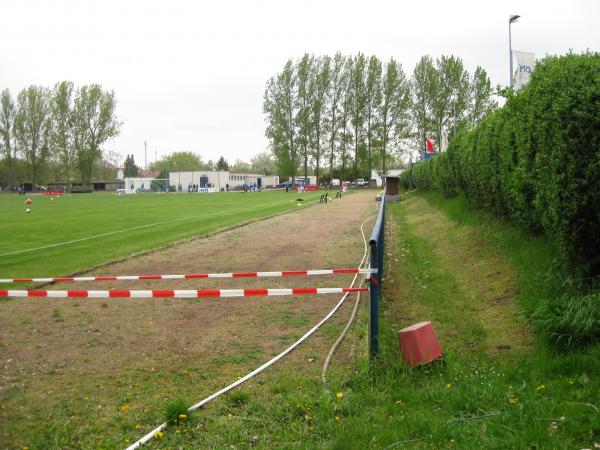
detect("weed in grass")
[164,398,191,426]
[227,390,251,407]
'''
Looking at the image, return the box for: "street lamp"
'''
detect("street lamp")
[509,14,520,87]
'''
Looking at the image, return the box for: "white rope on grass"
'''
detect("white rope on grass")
[321,217,374,389]
[125,215,373,450]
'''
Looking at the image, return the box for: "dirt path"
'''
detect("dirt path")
[0,190,378,446]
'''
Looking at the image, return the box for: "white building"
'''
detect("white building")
[371,169,406,187]
[169,171,279,192]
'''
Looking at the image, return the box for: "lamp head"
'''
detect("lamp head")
[509,14,521,23]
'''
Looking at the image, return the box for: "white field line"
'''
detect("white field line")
[125,214,373,450]
[0,198,319,258]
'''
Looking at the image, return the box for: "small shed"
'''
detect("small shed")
[384,175,400,202]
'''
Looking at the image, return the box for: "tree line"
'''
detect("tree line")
[0,82,120,188]
[263,52,497,183]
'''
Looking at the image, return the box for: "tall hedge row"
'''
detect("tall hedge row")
[401,53,600,282]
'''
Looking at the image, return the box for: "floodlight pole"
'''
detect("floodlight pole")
[509,14,520,87]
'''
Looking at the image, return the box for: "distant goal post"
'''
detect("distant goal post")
[121,177,170,194]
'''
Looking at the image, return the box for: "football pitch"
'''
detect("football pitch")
[0,190,324,282]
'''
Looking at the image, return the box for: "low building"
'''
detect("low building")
[169,171,279,192]
[371,169,406,187]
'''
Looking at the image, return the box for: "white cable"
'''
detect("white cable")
[125,215,373,450]
[321,217,374,388]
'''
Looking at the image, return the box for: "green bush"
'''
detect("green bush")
[531,292,600,349]
[409,52,600,283]
[70,185,93,193]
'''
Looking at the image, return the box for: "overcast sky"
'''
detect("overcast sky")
[1,0,598,168]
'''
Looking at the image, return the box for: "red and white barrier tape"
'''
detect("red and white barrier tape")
[0,287,367,298]
[0,268,377,284]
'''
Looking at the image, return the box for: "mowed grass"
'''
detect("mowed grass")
[0,190,322,281]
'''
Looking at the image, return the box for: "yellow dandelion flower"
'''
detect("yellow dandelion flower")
[446,383,452,389]
[154,431,164,439]
[508,396,518,405]
[335,416,340,421]
[567,380,575,385]
[179,414,187,419]
[120,405,129,412]
[336,392,344,399]
[536,384,545,391]
[395,400,402,404]
[450,438,455,443]
[135,424,141,430]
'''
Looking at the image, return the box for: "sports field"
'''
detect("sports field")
[0,190,324,283]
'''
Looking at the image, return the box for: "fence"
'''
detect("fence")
[369,192,386,358]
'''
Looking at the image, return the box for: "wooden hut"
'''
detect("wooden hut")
[384,175,400,202]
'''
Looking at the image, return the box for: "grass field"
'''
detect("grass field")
[0,190,323,282]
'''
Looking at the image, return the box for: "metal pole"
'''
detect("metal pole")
[509,20,513,87]
[369,240,379,357]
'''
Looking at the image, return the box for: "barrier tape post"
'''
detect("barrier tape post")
[368,191,386,359]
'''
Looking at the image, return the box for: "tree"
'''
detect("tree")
[154,151,204,177]
[50,81,75,181]
[72,85,120,184]
[324,52,347,182]
[338,57,353,180]
[365,55,382,181]
[296,53,315,182]
[0,89,18,188]
[379,58,411,174]
[264,59,298,182]
[469,66,497,126]
[411,56,437,156]
[216,156,229,171]
[310,55,331,185]
[14,86,52,187]
[231,159,252,173]
[251,151,277,175]
[349,53,367,178]
[124,154,139,177]
[431,55,470,146]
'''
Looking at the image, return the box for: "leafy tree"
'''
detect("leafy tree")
[411,55,437,155]
[431,55,470,145]
[0,89,18,187]
[216,156,229,171]
[365,55,382,180]
[154,151,204,176]
[264,59,298,182]
[349,53,367,177]
[324,52,347,182]
[124,154,139,177]
[50,81,75,180]
[251,151,277,175]
[14,86,52,187]
[231,159,252,173]
[469,66,497,126]
[338,57,354,180]
[379,58,411,174]
[310,55,331,185]
[72,85,120,184]
[295,53,315,182]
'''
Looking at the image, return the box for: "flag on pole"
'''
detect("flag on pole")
[426,138,436,153]
[513,51,536,90]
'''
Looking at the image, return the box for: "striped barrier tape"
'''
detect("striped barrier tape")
[0,268,377,284]
[0,287,368,298]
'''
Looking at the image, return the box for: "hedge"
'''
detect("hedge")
[401,52,600,282]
